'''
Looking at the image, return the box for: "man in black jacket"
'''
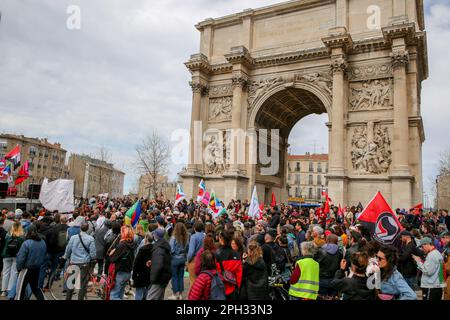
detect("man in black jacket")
[146,228,172,300]
[132,233,154,300]
[315,234,342,299]
[398,230,424,290]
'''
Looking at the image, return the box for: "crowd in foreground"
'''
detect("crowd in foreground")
[0,196,449,301]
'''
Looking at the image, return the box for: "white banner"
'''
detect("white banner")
[248,186,260,219]
[39,178,75,213]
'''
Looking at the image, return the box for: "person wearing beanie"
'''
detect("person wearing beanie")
[146,228,172,300]
[3,212,16,233]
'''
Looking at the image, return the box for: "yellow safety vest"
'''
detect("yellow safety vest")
[289,257,319,300]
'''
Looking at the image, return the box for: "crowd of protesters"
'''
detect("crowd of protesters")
[0,195,449,301]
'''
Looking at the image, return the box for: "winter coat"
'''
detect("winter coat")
[132,243,153,288]
[94,225,110,259]
[416,249,446,288]
[187,231,205,262]
[46,224,69,254]
[315,243,342,279]
[188,269,216,300]
[16,238,47,271]
[240,258,269,300]
[110,240,135,274]
[215,246,243,296]
[331,269,376,300]
[150,238,172,285]
[398,240,423,278]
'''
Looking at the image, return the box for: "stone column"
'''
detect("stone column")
[187,80,207,172]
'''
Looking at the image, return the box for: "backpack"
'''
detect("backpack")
[6,236,21,256]
[202,271,226,300]
[56,229,68,250]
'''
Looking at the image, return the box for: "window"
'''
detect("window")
[296,162,300,172]
[318,162,322,173]
[296,174,300,185]
[317,188,322,200]
[309,175,313,185]
[29,146,37,155]
[309,162,314,172]
[295,187,300,198]
[0,140,7,149]
[317,175,322,185]
[308,188,313,199]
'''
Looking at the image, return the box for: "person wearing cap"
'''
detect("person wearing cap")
[398,230,423,290]
[147,228,172,300]
[412,237,446,300]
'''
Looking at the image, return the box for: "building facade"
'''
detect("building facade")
[138,174,177,201]
[68,154,125,199]
[0,134,68,197]
[287,153,328,204]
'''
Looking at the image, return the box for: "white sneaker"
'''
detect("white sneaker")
[177,294,183,300]
[1,292,7,297]
[167,294,178,300]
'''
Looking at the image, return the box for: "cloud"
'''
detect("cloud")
[0,0,448,203]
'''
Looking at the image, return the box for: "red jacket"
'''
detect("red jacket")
[215,247,243,296]
[188,269,216,300]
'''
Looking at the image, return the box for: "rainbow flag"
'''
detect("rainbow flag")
[125,200,141,228]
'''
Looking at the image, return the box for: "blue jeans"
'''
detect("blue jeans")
[171,257,186,294]
[135,286,149,300]
[38,253,52,289]
[110,272,131,300]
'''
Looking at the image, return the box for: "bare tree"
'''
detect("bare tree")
[96,145,112,194]
[438,148,450,176]
[135,130,169,199]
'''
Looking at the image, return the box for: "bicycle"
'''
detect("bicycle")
[268,264,290,301]
[48,259,107,300]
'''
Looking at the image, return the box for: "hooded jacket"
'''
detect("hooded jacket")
[132,243,153,288]
[398,240,423,278]
[331,269,376,300]
[416,249,446,288]
[150,238,172,285]
[16,238,47,271]
[110,240,135,273]
[241,258,269,300]
[315,243,342,279]
[215,246,243,296]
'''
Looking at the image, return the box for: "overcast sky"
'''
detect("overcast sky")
[0,0,448,205]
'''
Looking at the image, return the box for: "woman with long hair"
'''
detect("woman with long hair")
[240,241,269,300]
[108,225,135,300]
[134,223,146,254]
[1,222,24,298]
[194,233,217,276]
[231,233,245,259]
[168,222,190,300]
[377,245,416,300]
[216,229,243,300]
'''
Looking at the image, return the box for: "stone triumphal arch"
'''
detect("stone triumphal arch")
[181,0,428,209]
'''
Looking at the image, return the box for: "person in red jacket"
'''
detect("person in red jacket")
[188,250,217,300]
[215,229,243,300]
[194,233,217,276]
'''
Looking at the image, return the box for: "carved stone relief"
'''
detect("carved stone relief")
[295,72,333,97]
[204,131,230,175]
[350,79,392,111]
[209,84,233,98]
[247,77,285,111]
[208,97,232,122]
[348,63,392,81]
[351,123,392,174]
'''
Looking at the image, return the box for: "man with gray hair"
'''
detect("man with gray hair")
[3,212,15,233]
[289,241,320,300]
[312,225,325,248]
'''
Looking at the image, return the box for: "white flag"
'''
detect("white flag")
[39,178,75,213]
[248,186,260,219]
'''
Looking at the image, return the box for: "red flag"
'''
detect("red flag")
[271,192,276,207]
[15,161,30,185]
[410,203,423,216]
[5,145,21,170]
[358,192,403,244]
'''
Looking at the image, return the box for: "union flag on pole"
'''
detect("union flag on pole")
[175,184,185,205]
[15,161,30,185]
[357,192,403,245]
[5,145,21,170]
